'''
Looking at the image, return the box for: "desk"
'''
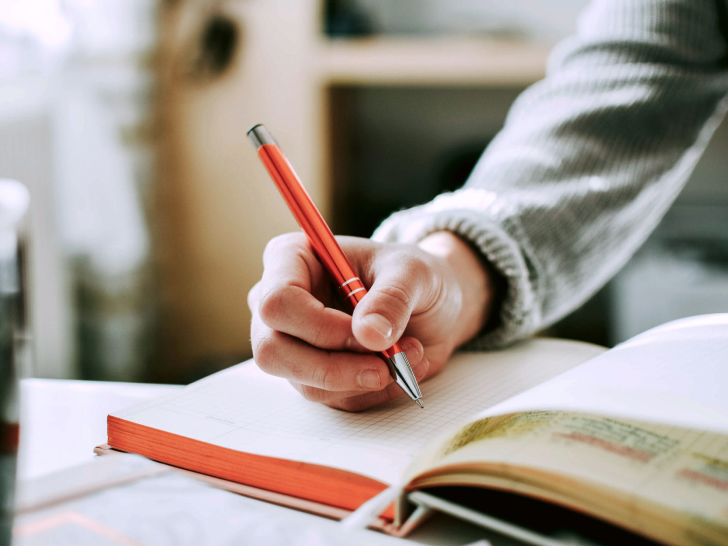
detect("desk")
[16,378,511,546]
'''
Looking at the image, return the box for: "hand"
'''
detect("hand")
[248,231,499,411]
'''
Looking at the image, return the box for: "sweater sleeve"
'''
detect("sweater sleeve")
[372,0,728,348]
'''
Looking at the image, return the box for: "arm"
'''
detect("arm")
[373,0,728,347]
[249,0,727,411]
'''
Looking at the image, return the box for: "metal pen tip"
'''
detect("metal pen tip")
[415,399,424,409]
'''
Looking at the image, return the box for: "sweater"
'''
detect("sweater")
[372,0,728,348]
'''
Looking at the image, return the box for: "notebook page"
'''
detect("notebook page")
[474,314,728,434]
[112,339,604,484]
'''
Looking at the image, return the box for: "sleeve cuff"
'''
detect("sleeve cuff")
[371,189,540,348]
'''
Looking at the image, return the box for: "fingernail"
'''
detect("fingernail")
[361,313,393,340]
[345,336,368,353]
[358,369,381,390]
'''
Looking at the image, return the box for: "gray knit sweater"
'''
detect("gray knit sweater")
[372,0,728,348]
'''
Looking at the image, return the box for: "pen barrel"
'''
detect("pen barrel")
[339,277,366,307]
[256,144,358,288]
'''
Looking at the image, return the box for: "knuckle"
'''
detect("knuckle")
[309,321,332,349]
[252,331,278,371]
[375,284,412,323]
[258,285,291,325]
[266,233,294,250]
[264,233,305,258]
[313,363,338,391]
[337,397,364,412]
[298,384,325,403]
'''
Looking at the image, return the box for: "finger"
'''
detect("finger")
[258,283,366,352]
[255,234,365,351]
[252,319,393,392]
[289,380,373,405]
[285,338,427,405]
[351,254,436,351]
[261,232,324,293]
[258,233,325,317]
[324,348,431,411]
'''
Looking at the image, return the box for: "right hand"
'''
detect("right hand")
[248,231,499,411]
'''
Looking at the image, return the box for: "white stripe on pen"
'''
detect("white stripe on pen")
[346,287,366,298]
[340,277,361,288]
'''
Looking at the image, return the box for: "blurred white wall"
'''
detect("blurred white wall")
[0,0,158,380]
[0,0,73,378]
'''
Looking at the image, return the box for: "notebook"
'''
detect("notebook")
[104,315,728,546]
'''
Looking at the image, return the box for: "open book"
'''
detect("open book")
[106,315,728,546]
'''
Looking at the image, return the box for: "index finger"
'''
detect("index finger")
[261,233,324,293]
[256,233,358,351]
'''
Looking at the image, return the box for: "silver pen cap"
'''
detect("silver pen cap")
[247,124,278,149]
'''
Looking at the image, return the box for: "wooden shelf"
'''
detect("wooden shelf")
[317,37,551,86]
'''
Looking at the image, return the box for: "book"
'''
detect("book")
[106,315,728,546]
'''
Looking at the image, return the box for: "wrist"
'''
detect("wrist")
[417,231,496,347]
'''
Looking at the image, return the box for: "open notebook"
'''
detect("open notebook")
[104,339,602,513]
[104,315,728,545]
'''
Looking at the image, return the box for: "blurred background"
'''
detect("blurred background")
[1,0,727,384]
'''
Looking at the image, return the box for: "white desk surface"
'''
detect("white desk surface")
[16,378,507,546]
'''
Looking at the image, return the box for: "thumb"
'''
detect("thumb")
[351,259,432,351]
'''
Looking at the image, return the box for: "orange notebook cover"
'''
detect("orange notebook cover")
[103,421,393,519]
[94,444,397,532]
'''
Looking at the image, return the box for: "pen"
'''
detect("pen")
[248,124,423,408]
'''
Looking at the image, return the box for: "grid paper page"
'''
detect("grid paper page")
[114,339,603,484]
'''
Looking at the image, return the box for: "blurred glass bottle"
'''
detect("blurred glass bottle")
[0,180,29,546]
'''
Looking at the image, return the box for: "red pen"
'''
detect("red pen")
[248,124,423,408]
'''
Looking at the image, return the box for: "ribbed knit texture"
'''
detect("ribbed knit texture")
[372,0,728,348]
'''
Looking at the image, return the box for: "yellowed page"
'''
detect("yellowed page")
[411,411,728,543]
[111,339,603,485]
